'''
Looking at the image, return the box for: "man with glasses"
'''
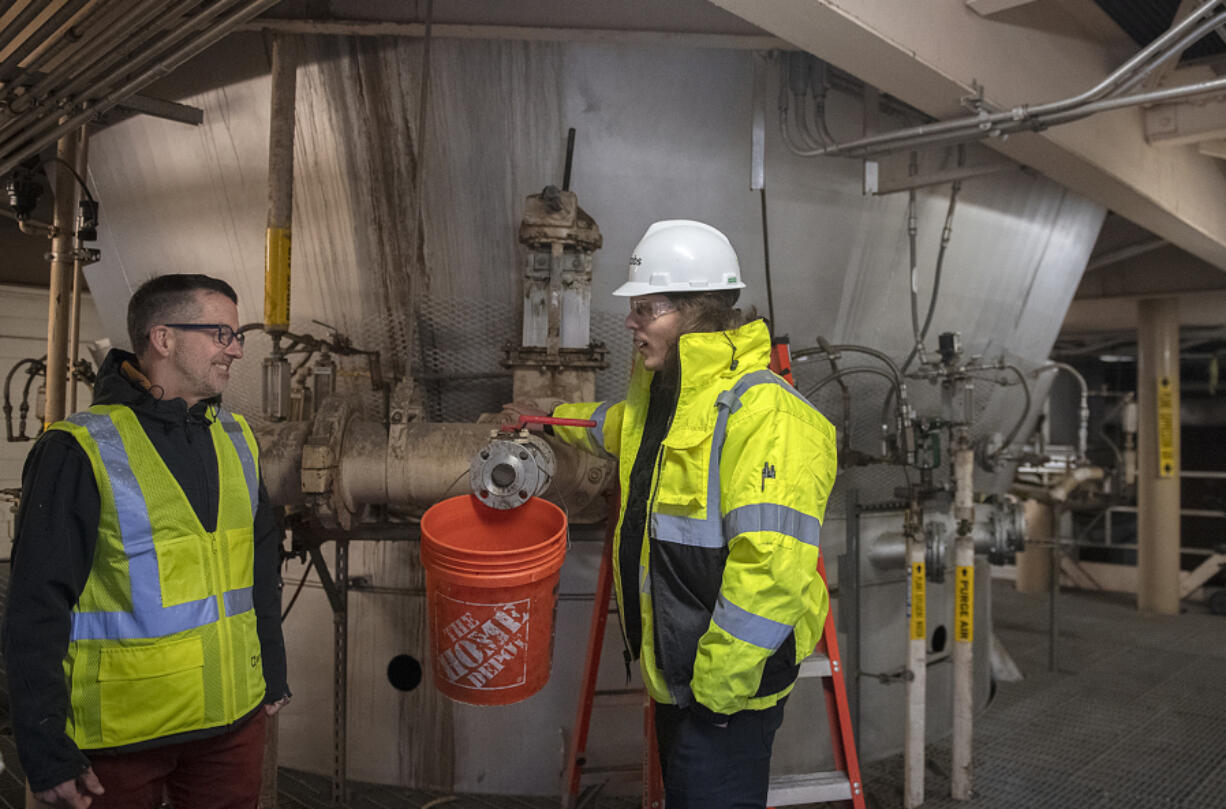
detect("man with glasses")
[5,274,290,809]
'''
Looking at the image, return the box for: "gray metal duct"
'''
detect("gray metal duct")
[0,0,281,179]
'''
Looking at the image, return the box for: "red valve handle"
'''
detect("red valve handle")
[501,414,597,432]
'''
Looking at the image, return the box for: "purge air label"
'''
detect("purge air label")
[435,597,530,690]
[1157,376,1176,478]
[909,562,926,641]
[955,566,974,643]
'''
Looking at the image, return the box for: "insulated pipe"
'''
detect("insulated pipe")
[951,441,975,801]
[264,33,297,333]
[1137,298,1181,615]
[0,0,283,179]
[66,125,89,414]
[43,128,83,427]
[903,507,926,809]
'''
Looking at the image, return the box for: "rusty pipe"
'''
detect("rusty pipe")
[264,33,297,334]
[67,125,90,413]
[43,127,83,427]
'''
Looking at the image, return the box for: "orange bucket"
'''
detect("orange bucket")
[420,494,568,705]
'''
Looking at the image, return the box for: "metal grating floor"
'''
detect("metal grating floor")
[1,570,1224,808]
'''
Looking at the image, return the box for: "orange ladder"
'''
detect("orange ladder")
[561,493,665,809]
[767,335,867,808]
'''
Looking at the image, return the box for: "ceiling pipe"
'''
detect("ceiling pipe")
[797,0,1226,158]
[0,0,89,86]
[0,0,152,111]
[0,0,227,138]
[43,0,216,114]
[0,0,282,180]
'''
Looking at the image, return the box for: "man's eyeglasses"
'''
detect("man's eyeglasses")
[628,298,677,323]
[162,323,245,348]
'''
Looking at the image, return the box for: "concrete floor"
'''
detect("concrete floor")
[2,570,1224,808]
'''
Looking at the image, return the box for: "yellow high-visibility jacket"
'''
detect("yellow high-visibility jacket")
[48,404,266,749]
[554,319,837,717]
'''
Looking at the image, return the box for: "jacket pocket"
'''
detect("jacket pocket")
[653,428,711,511]
[98,637,206,745]
[155,534,210,606]
[225,527,256,589]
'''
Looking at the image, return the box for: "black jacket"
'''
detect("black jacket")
[3,349,290,792]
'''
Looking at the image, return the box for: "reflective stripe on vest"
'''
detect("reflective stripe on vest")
[650,369,823,550]
[218,410,258,519]
[65,409,259,641]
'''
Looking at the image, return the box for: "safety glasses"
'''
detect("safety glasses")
[162,323,245,348]
[627,298,677,323]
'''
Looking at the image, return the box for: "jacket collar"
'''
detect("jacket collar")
[628,318,773,426]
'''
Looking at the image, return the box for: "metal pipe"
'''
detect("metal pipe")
[43,127,82,427]
[0,0,283,180]
[67,125,89,414]
[0,0,88,86]
[1137,298,1181,614]
[795,2,1226,158]
[0,0,171,116]
[951,439,975,801]
[8,0,112,81]
[1036,362,1089,462]
[264,33,297,334]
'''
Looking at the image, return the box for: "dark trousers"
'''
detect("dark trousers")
[654,699,787,809]
[84,710,266,809]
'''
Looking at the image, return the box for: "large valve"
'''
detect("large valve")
[469,415,596,510]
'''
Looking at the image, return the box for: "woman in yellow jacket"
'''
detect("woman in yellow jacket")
[551,220,838,809]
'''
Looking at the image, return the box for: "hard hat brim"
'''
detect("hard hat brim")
[612,279,746,297]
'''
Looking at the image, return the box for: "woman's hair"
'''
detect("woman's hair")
[668,289,756,335]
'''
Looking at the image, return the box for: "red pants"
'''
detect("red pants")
[84,710,266,809]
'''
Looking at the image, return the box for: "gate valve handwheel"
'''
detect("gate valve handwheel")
[500,415,597,433]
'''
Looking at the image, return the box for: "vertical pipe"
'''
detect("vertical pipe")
[264,34,296,333]
[1015,499,1052,593]
[67,126,90,414]
[1137,298,1181,614]
[903,502,925,809]
[44,127,82,427]
[951,442,975,801]
[332,540,349,805]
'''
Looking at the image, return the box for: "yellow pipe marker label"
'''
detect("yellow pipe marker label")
[264,227,292,329]
[909,562,926,641]
[955,565,974,643]
[1157,375,1176,478]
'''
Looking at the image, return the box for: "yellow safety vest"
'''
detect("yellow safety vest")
[48,404,266,749]
[554,320,837,716]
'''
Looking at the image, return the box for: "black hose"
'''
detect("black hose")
[902,173,963,374]
[815,338,852,453]
[805,366,900,400]
[793,343,902,383]
[990,364,1033,460]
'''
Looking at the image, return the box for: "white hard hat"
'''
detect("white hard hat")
[612,219,745,297]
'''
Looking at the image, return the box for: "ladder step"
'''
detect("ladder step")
[767,771,853,805]
[797,652,833,679]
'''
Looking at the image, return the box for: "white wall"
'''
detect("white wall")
[0,285,105,558]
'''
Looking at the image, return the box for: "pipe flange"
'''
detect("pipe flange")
[470,436,556,510]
